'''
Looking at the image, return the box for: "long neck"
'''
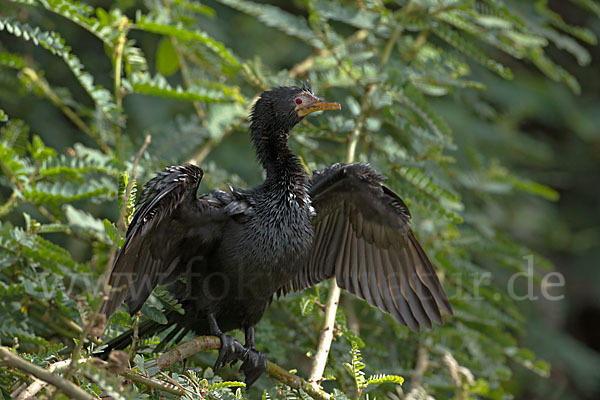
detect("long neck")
[252,127,306,187]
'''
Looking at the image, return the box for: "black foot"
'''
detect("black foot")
[240,347,267,387]
[214,334,245,371]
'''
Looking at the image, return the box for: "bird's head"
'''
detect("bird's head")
[249,85,341,140]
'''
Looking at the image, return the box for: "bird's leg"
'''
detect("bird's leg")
[208,313,244,370]
[244,325,257,351]
[240,325,267,387]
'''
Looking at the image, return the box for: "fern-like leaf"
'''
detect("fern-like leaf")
[153,286,185,315]
[207,381,246,391]
[24,180,114,204]
[0,17,121,122]
[344,341,367,395]
[216,0,322,48]
[365,373,404,387]
[125,73,239,103]
[433,21,514,79]
[0,51,27,69]
[569,0,600,17]
[391,83,453,138]
[134,11,240,68]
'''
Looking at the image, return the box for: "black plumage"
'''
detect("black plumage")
[100,85,452,385]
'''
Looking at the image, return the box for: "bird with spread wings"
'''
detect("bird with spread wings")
[100,86,452,386]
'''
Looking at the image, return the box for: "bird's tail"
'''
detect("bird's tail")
[95,319,173,360]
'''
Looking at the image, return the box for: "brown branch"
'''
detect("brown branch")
[288,29,369,79]
[309,281,341,386]
[149,335,331,400]
[11,354,185,399]
[11,359,71,399]
[121,371,184,396]
[0,347,94,400]
[186,115,246,165]
[20,68,110,154]
[410,340,429,389]
[0,191,19,218]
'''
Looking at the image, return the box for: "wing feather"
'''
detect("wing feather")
[364,241,388,313]
[378,248,414,329]
[357,237,374,307]
[279,163,452,332]
[101,164,245,319]
[351,231,363,298]
[335,220,352,292]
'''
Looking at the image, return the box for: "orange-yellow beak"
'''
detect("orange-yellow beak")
[295,98,341,117]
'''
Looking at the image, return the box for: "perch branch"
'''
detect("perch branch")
[0,347,94,400]
[149,335,331,400]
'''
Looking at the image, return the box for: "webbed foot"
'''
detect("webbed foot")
[240,347,267,387]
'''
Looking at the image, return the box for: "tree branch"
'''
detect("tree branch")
[0,347,94,400]
[407,340,429,398]
[121,371,184,396]
[309,281,341,386]
[11,359,72,399]
[147,335,332,400]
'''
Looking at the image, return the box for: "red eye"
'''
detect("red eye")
[295,98,302,105]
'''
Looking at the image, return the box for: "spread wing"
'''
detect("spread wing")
[280,163,452,332]
[101,164,250,318]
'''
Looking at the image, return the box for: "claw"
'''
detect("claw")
[214,334,245,371]
[240,348,267,387]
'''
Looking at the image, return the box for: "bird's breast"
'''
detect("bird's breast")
[221,193,313,280]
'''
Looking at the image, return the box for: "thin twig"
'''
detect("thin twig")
[112,16,129,157]
[11,354,185,399]
[129,312,140,359]
[11,357,93,399]
[186,115,246,165]
[161,0,206,120]
[12,359,70,399]
[289,29,369,79]
[113,16,128,111]
[410,340,429,389]
[122,371,184,396]
[381,26,403,65]
[0,191,18,218]
[151,335,331,400]
[20,68,109,153]
[0,347,94,400]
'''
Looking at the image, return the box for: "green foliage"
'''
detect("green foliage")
[0,0,596,399]
[134,10,240,69]
[126,72,241,102]
[0,16,120,121]
[344,342,403,399]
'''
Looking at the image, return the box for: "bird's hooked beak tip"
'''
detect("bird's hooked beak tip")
[296,99,341,117]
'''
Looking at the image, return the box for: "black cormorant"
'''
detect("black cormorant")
[100,85,453,386]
